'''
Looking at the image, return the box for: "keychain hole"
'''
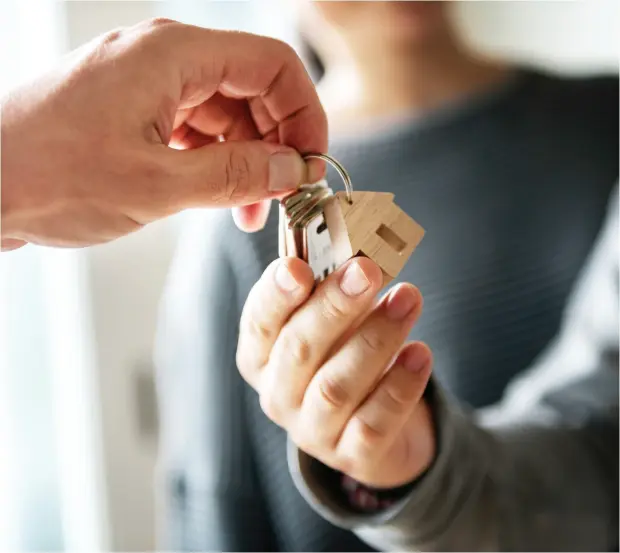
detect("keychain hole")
[316,221,328,234]
[376,224,406,254]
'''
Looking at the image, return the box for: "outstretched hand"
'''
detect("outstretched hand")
[236,257,436,489]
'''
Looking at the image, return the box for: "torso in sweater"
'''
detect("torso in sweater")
[156,69,619,551]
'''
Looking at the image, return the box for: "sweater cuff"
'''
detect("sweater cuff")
[287,377,478,536]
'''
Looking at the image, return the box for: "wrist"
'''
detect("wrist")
[340,473,419,513]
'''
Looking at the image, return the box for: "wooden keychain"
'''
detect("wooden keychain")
[279,153,425,286]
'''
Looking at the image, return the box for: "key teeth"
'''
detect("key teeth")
[314,264,335,284]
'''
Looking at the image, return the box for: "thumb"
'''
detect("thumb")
[166,140,308,209]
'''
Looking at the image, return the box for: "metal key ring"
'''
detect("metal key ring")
[303,153,353,204]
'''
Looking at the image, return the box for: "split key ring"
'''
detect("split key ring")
[303,153,353,204]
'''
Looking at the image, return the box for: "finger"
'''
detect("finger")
[236,257,314,389]
[337,342,432,469]
[232,200,272,232]
[139,20,328,157]
[261,258,383,418]
[327,294,381,354]
[185,94,262,142]
[299,284,423,447]
[170,95,260,150]
[160,140,308,211]
[1,238,27,252]
[248,96,325,183]
[169,123,218,150]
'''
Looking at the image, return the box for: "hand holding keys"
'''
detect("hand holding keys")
[279,153,425,286]
[239,156,434,490]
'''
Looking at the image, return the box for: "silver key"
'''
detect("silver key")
[279,180,339,283]
[303,211,337,282]
[278,153,424,289]
[279,154,356,284]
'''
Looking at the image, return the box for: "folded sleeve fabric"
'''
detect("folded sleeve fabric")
[289,185,619,552]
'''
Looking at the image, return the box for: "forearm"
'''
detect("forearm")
[291,375,617,552]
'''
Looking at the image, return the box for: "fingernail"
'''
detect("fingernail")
[403,346,429,373]
[340,261,371,296]
[269,152,304,191]
[386,286,418,321]
[275,262,300,293]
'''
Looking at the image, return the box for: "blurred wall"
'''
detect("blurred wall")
[60,1,618,550]
[456,0,619,74]
[63,5,171,552]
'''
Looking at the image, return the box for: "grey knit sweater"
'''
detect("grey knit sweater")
[154,69,619,551]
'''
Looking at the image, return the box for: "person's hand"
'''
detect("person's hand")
[236,257,435,489]
[1,18,327,250]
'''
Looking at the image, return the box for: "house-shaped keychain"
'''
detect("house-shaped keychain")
[323,190,425,285]
[280,154,425,286]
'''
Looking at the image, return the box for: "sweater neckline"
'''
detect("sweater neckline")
[326,67,537,150]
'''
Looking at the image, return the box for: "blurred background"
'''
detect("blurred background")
[0,0,618,551]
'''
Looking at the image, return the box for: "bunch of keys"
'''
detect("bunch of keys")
[279,153,425,286]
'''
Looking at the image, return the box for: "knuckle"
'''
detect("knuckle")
[99,28,124,48]
[136,17,178,39]
[380,383,414,413]
[316,374,350,410]
[350,416,386,452]
[358,328,388,354]
[223,149,252,201]
[245,317,273,343]
[144,16,176,28]
[320,289,348,321]
[277,330,313,366]
[131,19,180,57]
[85,28,126,64]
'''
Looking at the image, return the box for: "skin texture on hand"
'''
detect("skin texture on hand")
[236,257,436,489]
[1,18,328,250]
